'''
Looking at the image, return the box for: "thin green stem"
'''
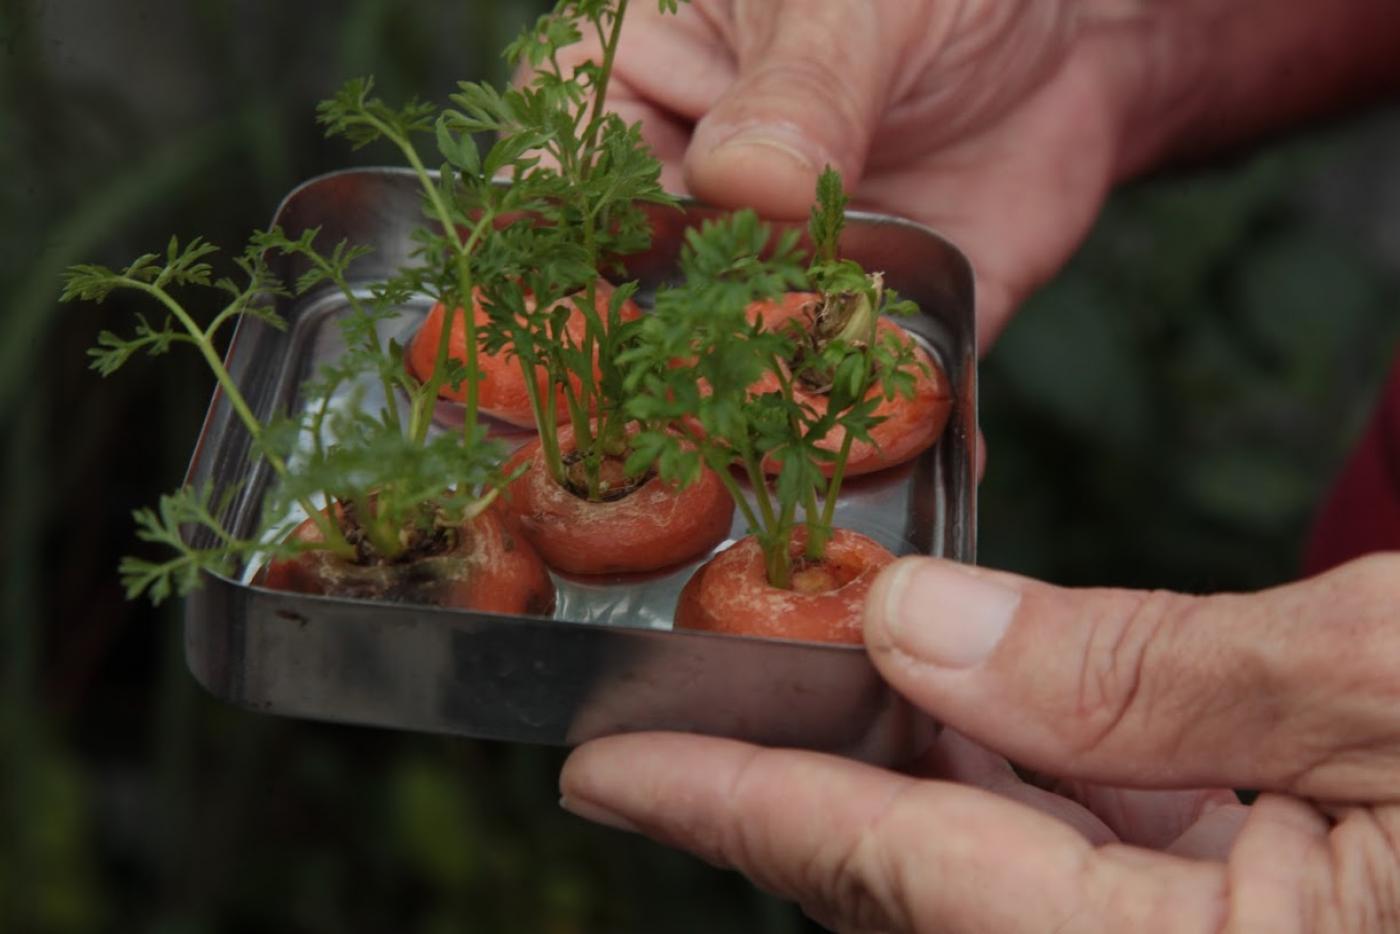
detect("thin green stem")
[556,364,593,495]
[584,0,629,152]
[710,453,760,532]
[309,375,340,462]
[452,253,479,447]
[804,476,829,560]
[776,495,798,548]
[559,363,589,444]
[818,429,857,540]
[408,214,493,444]
[763,351,811,581]
[352,490,396,559]
[133,280,270,460]
[362,109,492,444]
[409,274,467,444]
[763,526,792,591]
[389,126,467,255]
[202,298,249,345]
[577,293,605,500]
[463,483,502,522]
[129,279,352,557]
[518,352,565,487]
[738,442,778,543]
[577,276,599,424]
[322,270,401,434]
[451,215,496,424]
[818,347,877,549]
[770,355,820,553]
[418,288,462,443]
[672,418,757,529]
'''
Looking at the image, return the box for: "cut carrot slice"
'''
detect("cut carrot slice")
[256,502,555,615]
[748,292,953,476]
[502,425,734,575]
[674,527,895,644]
[406,281,641,428]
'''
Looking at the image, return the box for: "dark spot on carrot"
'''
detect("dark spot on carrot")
[789,555,862,593]
[526,587,554,616]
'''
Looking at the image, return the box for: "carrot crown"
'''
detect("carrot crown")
[435,0,677,502]
[64,0,693,602]
[624,169,926,589]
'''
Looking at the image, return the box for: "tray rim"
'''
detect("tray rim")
[184,165,979,639]
[179,166,978,754]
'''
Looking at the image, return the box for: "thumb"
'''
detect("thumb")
[863,554,1400,802]
[683,2,901,217]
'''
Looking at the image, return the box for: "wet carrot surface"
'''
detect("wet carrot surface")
[674,526,895,644]
[256,502,555,616]
[502,426,734,575]
[406,281,640,427]
[749,292,953,476]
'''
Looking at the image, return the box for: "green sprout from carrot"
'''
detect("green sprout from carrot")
[429,0,679,501]
[622,168,924,588]
[64,0,693,602]
[62,229,507,604]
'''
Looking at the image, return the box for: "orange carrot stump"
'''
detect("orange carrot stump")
[502,426,733,575]
[748,291,953,476]
[676,527,893,644]
[258,503,554,615]
[624,168,939,643]
[406,282,642,427]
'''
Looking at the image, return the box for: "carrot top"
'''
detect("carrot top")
[61,226,510,604]
[63,0,691,602]
[623,168,926,589]
[419,0,676,501]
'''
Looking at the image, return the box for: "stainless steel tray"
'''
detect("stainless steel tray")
[183,167,977,762]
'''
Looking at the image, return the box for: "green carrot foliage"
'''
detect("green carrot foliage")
[65,0,692,602]
[624,169,926,588]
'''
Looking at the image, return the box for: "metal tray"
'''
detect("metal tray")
[183,167,977,763]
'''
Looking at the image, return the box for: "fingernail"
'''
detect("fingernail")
[707,122,828,173]
[877,560,1021,668]
[559,795,639,834]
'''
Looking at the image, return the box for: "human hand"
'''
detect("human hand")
[545,0,1167,348]
[560,553,1400,931]
[543,0,1400,350]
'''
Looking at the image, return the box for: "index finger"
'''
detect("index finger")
[863,554,1400,802]
[561,732,1226,933]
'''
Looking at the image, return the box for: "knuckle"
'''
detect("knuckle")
[1329,553,1400,619]
[1278,554,1400,797]
[795,793,913,933]
[1317,806,1400,931]
[718,751,908,932]
[727,5,885,144]
[707,745,769,870]
[745,57,873,146]
[1323,555,1400,702]
[1066,588,1205,759]
[795,838,901,933]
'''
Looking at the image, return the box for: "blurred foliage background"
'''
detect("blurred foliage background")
[2,0,1398,931]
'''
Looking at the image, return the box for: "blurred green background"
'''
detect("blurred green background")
[2,0,1398,931]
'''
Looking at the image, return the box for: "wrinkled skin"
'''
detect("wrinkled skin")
[550,0,1157,349]
[543,2,1400,929]
[563,554,1400,932]
[541,0,1169,478]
